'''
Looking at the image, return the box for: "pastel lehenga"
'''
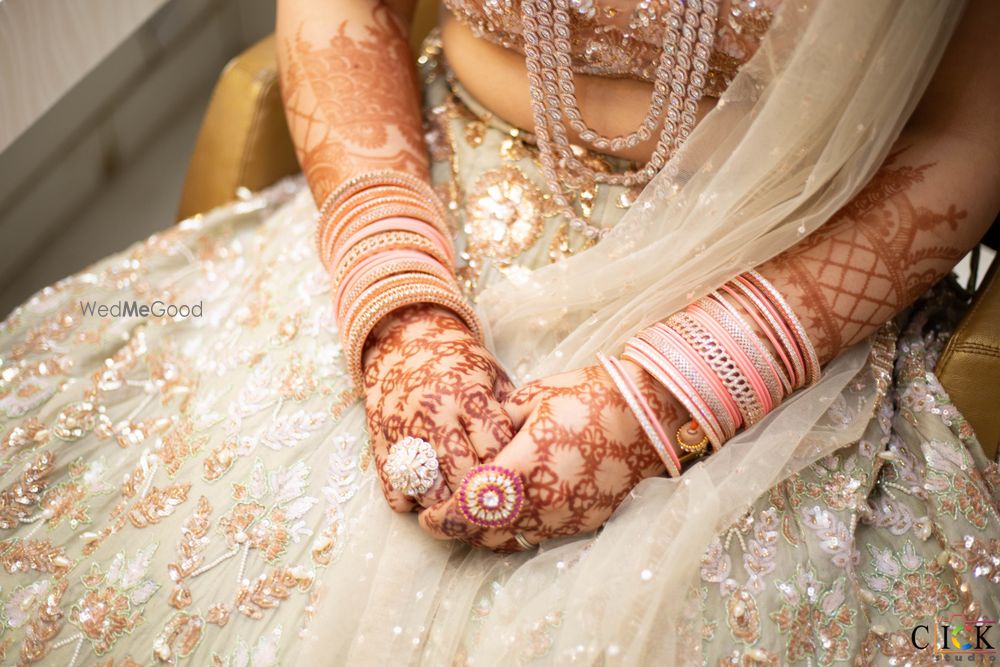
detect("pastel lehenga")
[1,14,999,667]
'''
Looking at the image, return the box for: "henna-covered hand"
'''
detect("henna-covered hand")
[363,304,515,512]
[418,361,679,551]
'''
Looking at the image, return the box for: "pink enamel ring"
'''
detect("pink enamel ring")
[457,464,525,529]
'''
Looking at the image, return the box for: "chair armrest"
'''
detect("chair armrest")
[936,256,1000,461]
[176,35,299,221]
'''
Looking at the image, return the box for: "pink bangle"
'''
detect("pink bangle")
[624,339,727,450]
[635,330,735,444]
[615,269,824,454]
[597,353,682,477]
[652,322,742,428]
[335,249,451,319]
[712,289,793,396]
[331,217,454,272]
[322,198,450,266]
[335,253,454,324]
[668,312,764,428]
[731,275,806,388]
[687,302,771,415]
[319,191,433,262]
[744,270,821,386]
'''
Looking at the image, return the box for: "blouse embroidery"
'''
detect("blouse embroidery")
[442,0,780,96]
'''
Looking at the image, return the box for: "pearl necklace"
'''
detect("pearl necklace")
[520,0,718,239]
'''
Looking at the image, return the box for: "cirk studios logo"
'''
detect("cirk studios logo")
[911,614,997,659]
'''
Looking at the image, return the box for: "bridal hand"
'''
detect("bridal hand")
[418,361,673,550]
[362,304,515,513]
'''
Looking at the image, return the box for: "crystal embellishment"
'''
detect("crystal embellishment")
[385,436,440,497]
[457,464,525,528]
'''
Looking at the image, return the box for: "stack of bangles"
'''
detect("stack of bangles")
[598,270,821,478]
[316,169,483,386]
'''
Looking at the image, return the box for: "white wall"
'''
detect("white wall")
[0,0,276,313]
[0,0,170,152]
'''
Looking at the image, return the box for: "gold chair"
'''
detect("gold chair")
[176,2,1000,460]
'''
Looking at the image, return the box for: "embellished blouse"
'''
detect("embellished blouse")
[442,0,780,96]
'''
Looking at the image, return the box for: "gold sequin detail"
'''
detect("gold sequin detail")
[465,165,546,262]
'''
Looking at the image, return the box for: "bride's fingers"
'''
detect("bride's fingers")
[500,382,547,430]
[372,441,417,514]
[419,430,544,548]
[418,493,482,542]
[411,472,451,508]
[432,425,481,492]
[459,390,515,461]
[493,365,517,403]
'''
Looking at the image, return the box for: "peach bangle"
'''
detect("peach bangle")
[744,270,821,386]
[318,187,428,253]
[598,353,682,477]
[651,323,742,428]
[699,296,786,408]
[634,330,735,444]
[712,290,793,396]
[316,171,448,258]
[336,255,454,324]
[322,198,451,266]
[321,202,452,269]
[342,276,482,387]
[331,217,454,273]
[719,283,799,390]
[623,341,725,451]
[332,232,451,287]
[671,311,765,427]
[335,249,450,318]
[317,170,447,228]
[687,303,771,416]
[729,276,806,389]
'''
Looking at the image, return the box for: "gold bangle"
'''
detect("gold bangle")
[343,278,482,387]
[318,190,441,260]
[332,232,452,287]
[322,201,452,268]
[337,257,455,324]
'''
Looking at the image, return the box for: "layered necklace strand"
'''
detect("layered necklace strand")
[520,0,718,239]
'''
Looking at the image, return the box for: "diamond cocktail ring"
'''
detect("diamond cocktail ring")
[457,464,524,528]
[385,436,439,497]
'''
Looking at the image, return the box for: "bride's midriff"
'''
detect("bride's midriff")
[439,12,717,164]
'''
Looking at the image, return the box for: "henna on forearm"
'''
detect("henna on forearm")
[277,0,429,205]
[760,144,987,365]
[754,0,1000,365]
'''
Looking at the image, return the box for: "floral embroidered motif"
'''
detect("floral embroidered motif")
[864,542,960,628]
[167,496,212,609]
[0,451,55,529]
[233,568,313,620]
[769,571,855,665]
[69,544,160,655]
[0,539,72,576]
[152,611,205,662]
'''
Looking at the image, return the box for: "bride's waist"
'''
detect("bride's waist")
[439,13,717,164]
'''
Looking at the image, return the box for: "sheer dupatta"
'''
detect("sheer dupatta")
[479,0,961,380]
[293,2,966,664]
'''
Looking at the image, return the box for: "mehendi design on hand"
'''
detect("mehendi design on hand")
[420,363,675,550]
[764,149,966,362]
[280,4,429,203]
[363,305,514,511]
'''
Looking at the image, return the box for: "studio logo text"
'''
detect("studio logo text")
[79,300,203,319]
[911,614,997,660]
